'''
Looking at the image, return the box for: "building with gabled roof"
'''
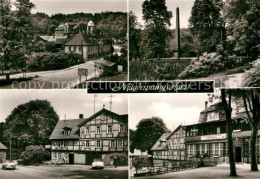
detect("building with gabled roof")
[49,107,128,165]
[0,142,7,163]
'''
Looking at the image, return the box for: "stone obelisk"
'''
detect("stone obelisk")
[175,7,181,58]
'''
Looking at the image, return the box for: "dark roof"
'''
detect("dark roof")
[49,118,85,140]
[65,32,98,46]
[0,142,7,150]
[151,133,171,151]
[78,108,128,127]
[55,38,68,45]
[166,125,183,140]
[200,102,221,113]
[94,59,116,67]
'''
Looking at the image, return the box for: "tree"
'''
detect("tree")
[225,0,260,59]
[238,89,260,171]
[20,145,51,165]
[140,0,173,58]
[221,89,237,176]
[189,0,223,55]
[3,100,59,147]
[129,11,141,60]
[131,117,170,154]
[0,0,34,78]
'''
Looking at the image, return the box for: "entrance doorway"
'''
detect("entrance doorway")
[69,153,74,164]
[235,147,242,162]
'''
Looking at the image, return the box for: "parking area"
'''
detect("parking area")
[0,164,128,179]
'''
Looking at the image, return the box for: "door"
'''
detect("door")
[85,153,102,165]
[69,154,74,164]
[235,147,241,162]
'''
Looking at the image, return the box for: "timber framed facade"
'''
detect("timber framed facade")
[151,102,260,169]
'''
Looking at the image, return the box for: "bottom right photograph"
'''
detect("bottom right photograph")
[129,88,260,178]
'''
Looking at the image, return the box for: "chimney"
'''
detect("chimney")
[103,104,105,109]
[205,101,208,110]
[79,114,84,119]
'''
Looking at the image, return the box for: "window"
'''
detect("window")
[110,140,115,147]
[217,127,220,134]
[74,47,76,51]
[85,141,90,148]
[63,140,68,147]
[96,141,101,148]
[58,153,61,159]
[117,140,123,147]
[86,127,90,134]
[69,47,71,51]
[220,143,224,156]
[215,143,219,155]
[57,141,61,147]
[107,126,112,133]
[96,126,101,134]
[210,143,214,155]
[119,125,124,132]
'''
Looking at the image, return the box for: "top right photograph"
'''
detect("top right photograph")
[129,0,260,87]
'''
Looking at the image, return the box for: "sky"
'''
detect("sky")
[130,0,196,29]
[0,90,128,123]
[129,93,211,131]
[30,0,127,16]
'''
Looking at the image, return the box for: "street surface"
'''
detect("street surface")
[0,45,123,89]
[135,163,260,178]
[0,164,128,179]
[0,61,97,89]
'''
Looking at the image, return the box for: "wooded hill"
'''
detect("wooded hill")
[31,11,127,40]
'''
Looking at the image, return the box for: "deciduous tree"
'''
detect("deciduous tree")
[140,0,172,58]
[131,117,170,154]
[4,100,59,146]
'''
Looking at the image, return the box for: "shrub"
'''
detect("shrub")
[27,52,84,71]
[243,59,260,87]
[178,52,231,79]
[110,153,128,166]
[20,145,51,165]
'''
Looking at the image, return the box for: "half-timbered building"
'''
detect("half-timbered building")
[0,142,7,163]
[151,125,186,170]
[49,108,128,165]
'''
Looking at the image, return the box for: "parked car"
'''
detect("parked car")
[2,162,16,170]
[92,158,104,169]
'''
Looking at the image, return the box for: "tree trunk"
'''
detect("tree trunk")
[221,90,237,176]
[226,112,237,176]
[250,123,259,171]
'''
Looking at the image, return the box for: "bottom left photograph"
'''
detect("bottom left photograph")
[0,90,128,179]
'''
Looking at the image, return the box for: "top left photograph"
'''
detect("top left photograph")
[0,0,128,89]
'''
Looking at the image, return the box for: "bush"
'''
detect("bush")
[110,153,128,166]
[178,52,231,79]
[243,59,260,87]
[20,145,51,165]
[27,52,84,71]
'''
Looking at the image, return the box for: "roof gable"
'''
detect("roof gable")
[78,108,128,127]
[151,133,171,151]
[0,142,7,150]
[49,118,85,140]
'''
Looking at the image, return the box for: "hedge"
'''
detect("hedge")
[27,52,84,71]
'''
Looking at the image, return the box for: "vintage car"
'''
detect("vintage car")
[92,158,104,169]
[2,162,17,170]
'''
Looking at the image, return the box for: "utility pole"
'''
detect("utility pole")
[109,95,113,111]
[94,95,97,114]
[10,140,11,161]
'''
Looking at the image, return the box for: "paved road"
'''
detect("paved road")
[0,61,98,89]
[0,164,128,179]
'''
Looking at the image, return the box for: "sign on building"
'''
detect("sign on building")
[201,133,226,140]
